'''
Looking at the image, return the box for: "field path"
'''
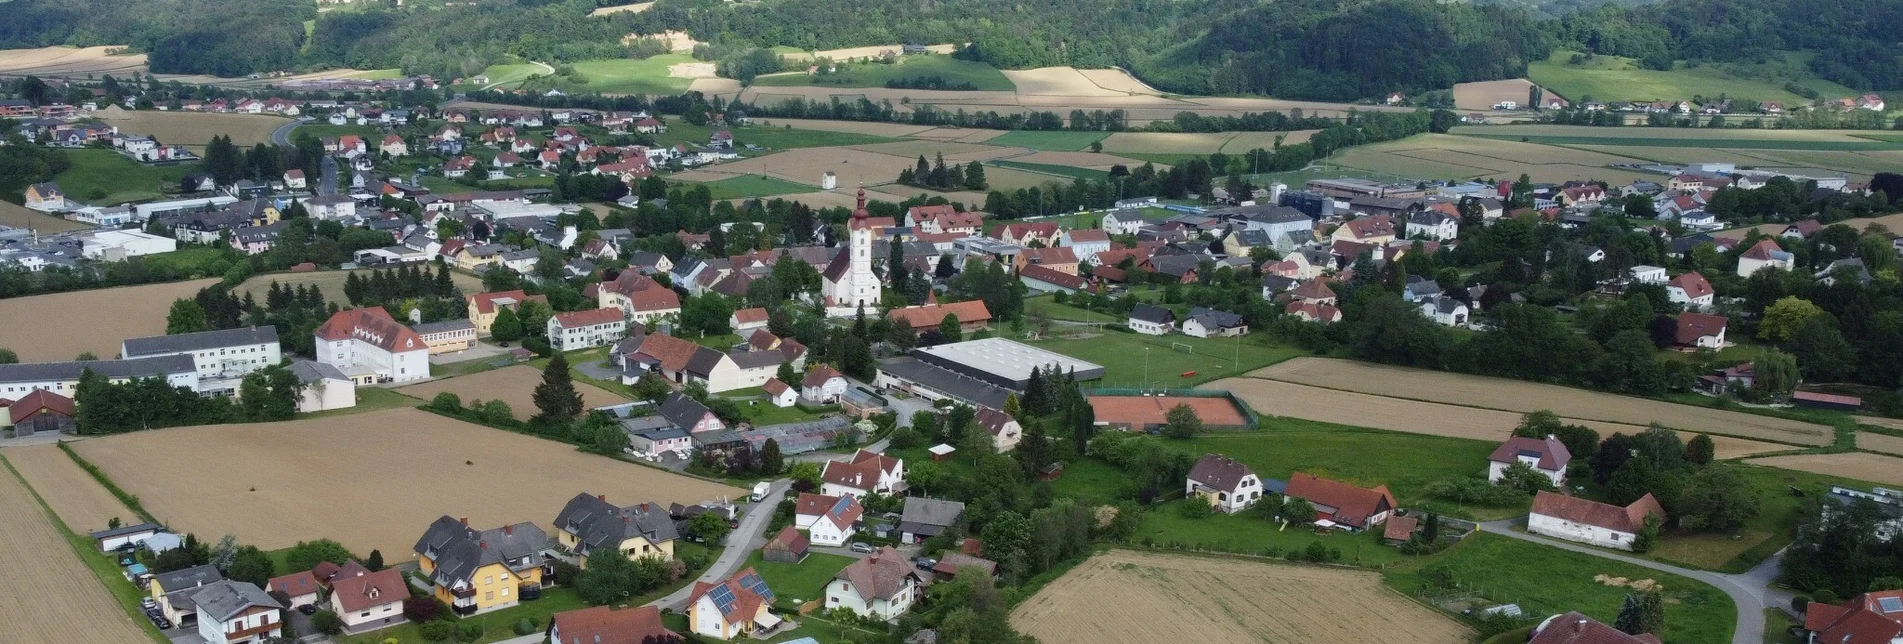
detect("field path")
[0,456,156,643]
[4,443,135,534]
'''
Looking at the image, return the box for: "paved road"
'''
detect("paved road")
[317,155,339,197]
[646,479,790,611]
[1480,518,1791,644]
[270,117,305,146]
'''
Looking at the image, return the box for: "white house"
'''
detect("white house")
[1127,303,1174,336]
[287,360,356,413]
[121,326,281,396]
[1180,308,1247,338]
[190,580,283,644]
[1487,435,1570,488]
[730,307,769,332]
[800,365,849,405]
[685,570,779,641]
[1419,296,1470,327]
[762,378,797,408]
[1527,491,1665,550]
[314,307,431,384]
[1667,272,1714,310]
[795,492,862,547]
[1059,229,1112,262]
[975,407,1022,453]
[824,547,921,620]
[1737,238,1794,277]
[1405,210,1459,241]
[1628,265,1667,285]
[821,450,905,497]
[1186,454,1264,514]
[1675,313,1728,349]
[328,568,406,634]
[265,571,323,612]
[547,308,627,352]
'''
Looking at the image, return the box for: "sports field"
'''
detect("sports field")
[396,366,632,421]
[754,56,1014,91]
[53,149,197,205]
[1012,550,1472,644]
[0,278,222,362]
[234,269,483,306]
[1528,50,1856,105]
[687,174,815,199]
[69,408,742,555]
[1248,358,1833,445]
[0,458,156,644]
[4,444,136,535]
[1087,395,1246,428]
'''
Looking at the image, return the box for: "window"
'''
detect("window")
[360,612,370,618]
[501,587,510,597]
[484,591,493,600]
[484,576,493,585]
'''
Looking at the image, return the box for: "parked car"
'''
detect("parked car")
[849,542,874,554]
[149,615,171,629]
[297,604,318,615]
[140,597,157,610]
[914,557,937,570]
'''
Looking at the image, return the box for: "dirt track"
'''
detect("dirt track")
[0,457,155,643]
[4,444,134,535]
[71,408,742,556]
[1011,550,1471,644]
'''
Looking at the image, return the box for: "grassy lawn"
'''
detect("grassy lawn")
[754,55,1014,91]
[1114,152,1206,166]
[1646,461,1880,573]
[730,125,900,150]
[1047,456,1128,505]
[987,130,1112,152]
[554,55,698,96]
[988,160,1110,181]
[1137,499,1405,566]
[1022,296,1121,323]
[741,550,856,605]
[1181,419,1521,520]
[1455,132,1903,151]
[1528,49,1857,104]
[54,149,195,204]
[689,174,814,200]
[340,586,589,644]
[1765,608,1802,644]
[765,614,886,643]
[1386,532,1737,644]
[300,386,420,419]
[140,246,240,276]
[1024,331,1303,388]
[461,63,553,90]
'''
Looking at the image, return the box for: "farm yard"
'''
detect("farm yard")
[0,458,158,644]
[1010,550,1473,644]
[397,366,632,420]
[68,408,743,556]
[1248,358,1834,445]
[234,268,484,305]
[4,444,136,535]
[1746,452,1903,487]
[0,278,221,362]
[92,106,289,149]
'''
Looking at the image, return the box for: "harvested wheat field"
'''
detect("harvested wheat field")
[0,46,146,77]
[1075,68,1160,95]
[1002,67,1128,97]
[71,408,742,555]
[1222,130,1319,153]
[0,278,221,362]
[1856,432,1903,457]
[0,200,90,233]
[4,444,135,535]
[848,140,1020,163]
[1011,150,1151,170]
[1100,132,1234,154]
[0,462,155,643]
[1748,452,1903,487]
[683,147,913,188]
[688,78,742,97]
[95,106,287,148]
[398,366,631,420]
[235,268,482,305]
[1857,416,1903,431]
[777,44,959,62]
[1452,79,1550,111]
[1012,550,1471,644]
[1216,377,1787,458]
[751,118,938,138]
[1251,358,1834,445]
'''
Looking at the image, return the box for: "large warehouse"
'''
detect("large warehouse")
[911,337,1105,391]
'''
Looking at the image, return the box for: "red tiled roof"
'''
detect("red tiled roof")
[1531,491,1664,533]
[552,307,624,329]
[1383,515,1418,541]
[1020,246,1078,266]
[1284,472,1396,528]
[687,569,770,622]
[1285,301,1342,323]
[1741,238,1785,260]
[1675,313,1728,345]
[1339,215,1396,240]
[887,300,992,330]
[1065,228,1110,243]
[550,605,675,644]
[1019,264,1087,290]
[1530,612,1663,644]
[627,286,681,312]
[1793,391,1862,406]
[1291,279,1336,302]
[624,332,703,373]
[907,204,956,221]
[8,389,74,425]
[330,568,406,613]
[764,525,807,553]
[267,571,322,599]
[1669,272,1713,300]
[315,308,427,353]
[732,307,768,325]
[763,378,791,397]
[833,547,918,602]
[1488,436,1571,471]
[802,364,843,389]
[469,290,545,315]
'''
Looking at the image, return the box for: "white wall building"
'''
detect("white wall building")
[1185,454,1264,514]
[547,308,627,352]
[1527,491,1664,551]
[795,492,862,547]
[314,308,431,384]
[289,360,357,413]
[190,581,284,644]
[0,355,198,400]
[121,326,281,396]
[823,548,920,620]
[83,230,177,261]
[1486,436,1570,488]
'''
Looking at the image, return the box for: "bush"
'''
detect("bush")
[420,621,454,641]
[311,610,344,636]
[457,622,485,641]
[403,595,444,623]
[512,617,538,636]
[429,392,463,411]
[1177,499,1213,519]
[552,560,582,587]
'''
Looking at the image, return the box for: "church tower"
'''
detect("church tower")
[845,188,879,308]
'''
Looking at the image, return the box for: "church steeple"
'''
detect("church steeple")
[849,188,870,229]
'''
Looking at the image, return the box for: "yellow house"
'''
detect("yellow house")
[413,517,550,615]
[687,569,780,640]
[150,564,225,624]
[552,493,678,565]
[466,290,548,335]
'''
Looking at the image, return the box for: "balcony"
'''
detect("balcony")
[449,585,476,598]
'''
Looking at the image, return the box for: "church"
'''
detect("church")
[821,189,883,317]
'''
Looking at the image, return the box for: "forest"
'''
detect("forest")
[1551,0,1903,91]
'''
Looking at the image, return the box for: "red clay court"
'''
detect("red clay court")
[1088,395,1248,428]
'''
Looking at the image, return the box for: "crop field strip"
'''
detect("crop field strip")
[4,444,137,535]
[0,278,223,362]
[0,454,157,643]
[1746,452,1903,487]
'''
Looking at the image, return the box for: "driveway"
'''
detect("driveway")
[1479,518,1789,644]
[646,479,790,611]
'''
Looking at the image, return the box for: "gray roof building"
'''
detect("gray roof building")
[551,493,679,555]
[413,516,548,588]
[0,354,196,384]
[190,580,282,622]
[898,497,965,539]
[656,392,715,429]
[122,326,279,358]
[1128,303,1174,325]
[157,564,225,611]
[411,319,476,335]
[287,359,348,384]
[877,357,1011,410]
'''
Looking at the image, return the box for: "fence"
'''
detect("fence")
[1084,387,1262,430]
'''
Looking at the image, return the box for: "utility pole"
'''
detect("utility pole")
[1143,346,1150,392]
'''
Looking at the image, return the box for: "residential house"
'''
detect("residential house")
[988,222,1062,247]
[413,516,550,615]
[761,526,809,563]
[548,605,677,644]
[1290,279,1337,305]
[152,564,226,626]
[1126,303,1174,336]
[821,450,905,497]
[282,170,307,190]
[380,135,408,157]
[825,547,922,620]
[1629,265,1667,285]
[1675,312,1728,349]
[1487,435,1570,488]
[795,493,863,547]
[655,392,725,434]
[1529,612,1662,644]
[191,580,284,644]
[1419,296,1470,327]
[596,270,683,325]
[1059,229,1111,261]
[1181,307,1247,338]
[730,307,769,332]
[1019,264,1093,294]
[1802,591,1903,644]
[467,290,548,336]
[1667,272,1715,310]
[328,568,406,634]
[1737,238,1794,277]
[975,407,1023,452]
[548,308,627,352]
[1405,210,1458,240]
[1285,300,1343,324]
[266,571,323,611]
[1016,246,1079,274]
[685,569,779,640]
[1283,472,1396,530]
[1527,491,1665,551]
[552,493,680,562]
[1330,215,1397,244]
[801,365,849,405]
[1186,454,1265,514]
[888,301,993,334]
[898,497,964,544]
[315,307,431,384]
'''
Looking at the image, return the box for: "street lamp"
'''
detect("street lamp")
[1143,346,1150,392]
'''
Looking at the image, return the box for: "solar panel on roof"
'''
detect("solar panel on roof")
[1880,597,1903,613]
[740,572,774,599]
[709,585,736,613]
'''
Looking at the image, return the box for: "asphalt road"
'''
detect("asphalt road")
[1479,518,1792,644]
[646,479,791,611]
[270,117,305,146]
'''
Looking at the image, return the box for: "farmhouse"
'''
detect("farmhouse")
[1487,435,1570,488]
[1527,491,1664,550]
[1530,612,1661,644]
[549,605,676,644]
[122,326,282,396]
[1186,454,1266,514]
[1802,590,1903,644]
[888,300,992,334]
[414,516,551,615]
[1675,312,1728,349]
[552,492,680,562]
[899,497,964,544]
[685,569,780,640]
[1127,303,1174,335]
[1284,472,1396,530]
[825,547,922,620]
[821,450,905,497]
[795,492,863,547]
[328,567,407,634]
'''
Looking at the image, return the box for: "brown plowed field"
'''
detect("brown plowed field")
[1857,432,1903,457]
[0,200,90,233]
[0,278,222,362]
[1747,452,1903,487]
[1250,358,1832,445]
[397,365,632,420]
[5,444,134,534]
[1213,377,1786,459]
[95,106,288,147]
[71,408,742,555]
[1011,550,1471,644]
[0,457,156,643]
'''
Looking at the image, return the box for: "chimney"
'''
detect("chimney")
[460,517,468,526]
[598,494,606,502]
[504,524,513,536]
[1575,618,1587,632]
[479,541,487,550]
